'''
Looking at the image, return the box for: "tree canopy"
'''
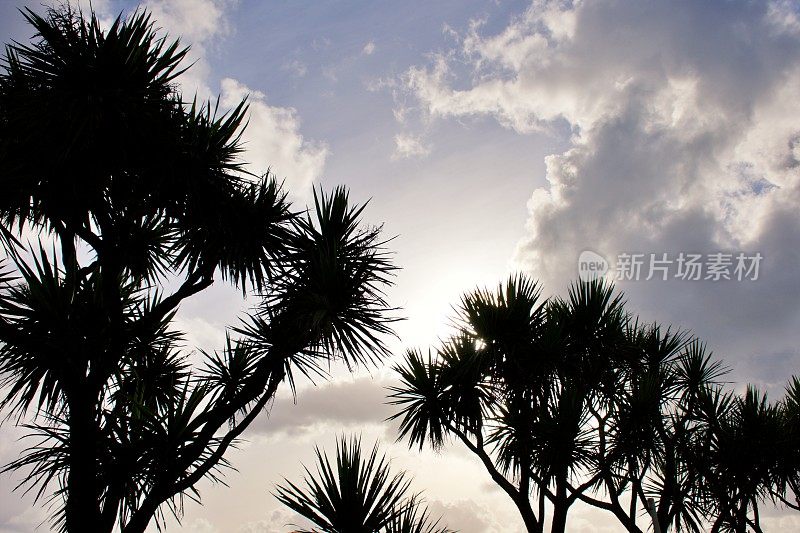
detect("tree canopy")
[389,275,800,533]
[0,6,396,532]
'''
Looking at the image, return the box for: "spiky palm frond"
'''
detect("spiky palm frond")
[274,436,412,533]
[644,448,704,533]
[0,7,189,232]
[2,416,70,504]
[0,6,292,291]
[559,279,627,340]
[547,279,628,384]
[485,401,535,477]
[624,321,689,376]
[771,376,800,511]
[457,274,550,396]
[171,154,294,292]
[684,386,782,531]
[233,310,328,396]
[435,334,494,435]
[0,246,77,417]
[606,365,669,474]
[255,187,398,371]
[603,323,690,472]
[388,350,448,451]
[529,382,595,483]
[0,241,182,420]
[199,336,262,398]
[674,340,728,405]
[0,258,11,289]
[112,342,189,416]
[774,376,800,506]
[105,377,240,529]
[458,274,544,352]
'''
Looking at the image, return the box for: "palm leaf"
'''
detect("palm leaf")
[275,436,412,532]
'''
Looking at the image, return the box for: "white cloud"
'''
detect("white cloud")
[322,65,338,83]
[238,508,313,533]
[142,0,235,100]
[395,0,800,424]
[362,40,376,55]
[761,514,800,531]
[247,377,392,437]
[393,133,432,160]
[281,58,308,78]
[69,1,232,98]
[220,78,328,199]
[426,499,517,533]
[172,316,227,358]
[311,36,332,51]
[138,2,328,200]
[75,0,114,26]
[183,518,220,533]
[767,0,800,35]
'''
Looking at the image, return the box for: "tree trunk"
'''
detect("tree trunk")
[66,390,102,532]
[121,496,161,533]
[514,495,543,533]
[735,500,748,533]
[550,482,568,533]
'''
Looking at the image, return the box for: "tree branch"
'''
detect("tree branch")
[446,423,519,500]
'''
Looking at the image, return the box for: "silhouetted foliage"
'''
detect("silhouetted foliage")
[275,436,450,533]
[389,274,800,533]
[0,6,396,533]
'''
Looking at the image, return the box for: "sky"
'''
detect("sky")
[1,0,800,531]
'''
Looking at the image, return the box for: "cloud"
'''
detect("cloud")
[220,78,328,199]
[183,518,220,533]
[761,514,800,531]
[399,0,800,387]
[142,0,234,100]
[0,505,48,533]
[322,65,339,83]
[73,0,232,99]
[425,500,507,533]
[238,509,314,533]
[136,2,328,200]
[393,133,432,160]
[282,59,308,78]
[362,40,376,55]
[247,377,393,437]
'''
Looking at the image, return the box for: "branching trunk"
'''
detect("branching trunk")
[448,424,542,532]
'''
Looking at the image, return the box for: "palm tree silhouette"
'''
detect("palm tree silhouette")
[389,276,624,532]
[275,436,450,533]
[388,274,800,532]
[0,6,396,533]
[773,378,800,518]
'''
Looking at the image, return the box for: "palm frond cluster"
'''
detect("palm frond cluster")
[275,436,450,533]
[0,6,396,533]
[389,275,800,533]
